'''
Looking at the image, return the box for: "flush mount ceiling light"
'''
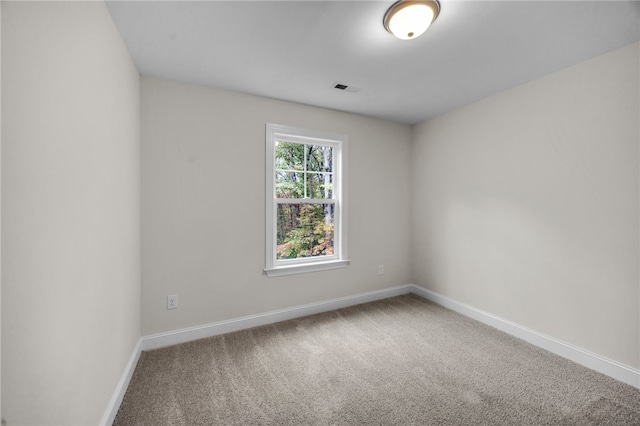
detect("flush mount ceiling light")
[383,0,440,40]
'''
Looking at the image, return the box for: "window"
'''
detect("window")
[265,123,349,277]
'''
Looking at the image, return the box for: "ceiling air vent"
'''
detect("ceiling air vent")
[332,82,361,93]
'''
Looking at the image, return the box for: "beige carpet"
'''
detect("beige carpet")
[114,294,640,425]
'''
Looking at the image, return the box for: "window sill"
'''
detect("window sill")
[264,259,350,278]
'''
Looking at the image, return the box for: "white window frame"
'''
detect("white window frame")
[265,123,349,277]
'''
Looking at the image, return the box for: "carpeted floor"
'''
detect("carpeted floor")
[114,294,640,425]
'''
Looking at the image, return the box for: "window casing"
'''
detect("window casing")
[265,123,349,277]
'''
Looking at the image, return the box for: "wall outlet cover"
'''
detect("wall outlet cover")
[167,294,178,310]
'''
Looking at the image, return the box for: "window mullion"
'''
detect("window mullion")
[303,144,308,199]
[276,198,335,205]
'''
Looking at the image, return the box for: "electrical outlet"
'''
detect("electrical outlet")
[378,264,384,275]
[167,294,178,310]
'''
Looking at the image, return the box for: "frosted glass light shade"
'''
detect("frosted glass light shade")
[383,0,440,40]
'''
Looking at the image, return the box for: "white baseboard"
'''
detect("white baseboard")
[410,284,640,389]
[100,339,143,426]
[119,281,637,425]
[141,284,413,351]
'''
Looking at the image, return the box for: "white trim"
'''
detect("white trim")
[110,283,638,423]
[410,284,640,389]
[141,285,412,351]
[99,339,143,426]
[265,259,350,277]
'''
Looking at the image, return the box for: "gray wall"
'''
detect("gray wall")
[1,2,140,424]
[411,42,639,369]
[141,77,412,335]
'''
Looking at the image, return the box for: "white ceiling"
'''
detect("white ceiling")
[106,1,640,124]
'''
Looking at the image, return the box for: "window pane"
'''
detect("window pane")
[306,145,332,173]
[307,173,333,199]
[275,141,304,171]
[276,203,334,260]
[276,171,304,198]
